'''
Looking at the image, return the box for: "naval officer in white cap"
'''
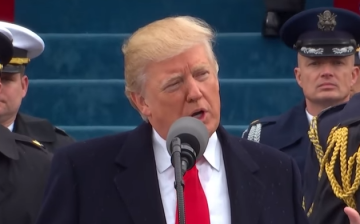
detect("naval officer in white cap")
[0,21,75,152]
[0,25,53,224]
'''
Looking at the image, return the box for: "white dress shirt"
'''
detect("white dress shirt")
[8,122,14,132]
[305,109,313,124]
[152,129,231,224]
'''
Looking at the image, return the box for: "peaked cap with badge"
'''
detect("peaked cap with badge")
[0,21,44,73]
[0,22,75,152]
[280,7,360,57]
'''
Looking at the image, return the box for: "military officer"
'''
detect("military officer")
[0,21,75,152]
[243,7,359,180]
[266,7,360,224]
[303,51,360,223]
[0,25,53,224]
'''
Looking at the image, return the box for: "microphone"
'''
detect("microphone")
[166,116,209,175]
[166,116,209,224]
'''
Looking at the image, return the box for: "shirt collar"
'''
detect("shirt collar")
[305,109,314,124]
[8,122,14,132]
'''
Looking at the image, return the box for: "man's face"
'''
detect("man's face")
[131,44,221,139]
[294,54,358,105]
[0,72,28,125]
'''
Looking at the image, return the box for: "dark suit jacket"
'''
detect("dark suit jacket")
[243,102,310,177]
[36,122,308,224]
[0,125,52,224]
[14,113,75,152]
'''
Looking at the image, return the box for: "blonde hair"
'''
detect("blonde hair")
[122,16,218,120]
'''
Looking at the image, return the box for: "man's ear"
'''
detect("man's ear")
[294,67,303,88]
[130,92,151,117]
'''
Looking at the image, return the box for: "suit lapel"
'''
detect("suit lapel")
[114,123,166,224]
[217,126,265,224]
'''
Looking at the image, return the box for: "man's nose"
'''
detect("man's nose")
[186,79,203,102]
[320,64,334,77]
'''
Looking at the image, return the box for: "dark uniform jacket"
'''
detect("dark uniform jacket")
[35,123,308,224]
[14,113,75,152]
[304,93,360,224]
[242,102,310,178]
[0,125,52,224]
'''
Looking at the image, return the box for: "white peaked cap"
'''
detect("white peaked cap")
[0,26,13,41]
[0,21,44,59]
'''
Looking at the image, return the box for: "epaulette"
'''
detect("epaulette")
[250,119,260,125]
[317,103,346,120]
[54,126,70,137]
[242,116,278,142]
[339,116,360,127]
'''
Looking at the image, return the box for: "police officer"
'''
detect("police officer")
[0,26,52,224]
[0,21,75,152]
[243,7,359,180]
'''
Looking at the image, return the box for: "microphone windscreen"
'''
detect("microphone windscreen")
[166,116,209,159]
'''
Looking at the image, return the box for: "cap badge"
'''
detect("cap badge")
[300,47,324,55]
[332,46,354,54]
[317,10,337,31]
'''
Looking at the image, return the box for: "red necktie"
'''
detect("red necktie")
[175,165,210,224]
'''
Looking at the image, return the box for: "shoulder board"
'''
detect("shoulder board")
[318,103,346,119]
[339,116,360,127]
[54,127,70,136]
[250,116,278,126]
[245,116,278,142]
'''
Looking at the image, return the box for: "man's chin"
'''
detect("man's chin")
[316,93,348,104]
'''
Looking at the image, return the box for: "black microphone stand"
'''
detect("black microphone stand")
[171,137,186,224]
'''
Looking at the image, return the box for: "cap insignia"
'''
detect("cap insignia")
[332,46,354,54]
[317,10,337,31]
[301,47,324,55]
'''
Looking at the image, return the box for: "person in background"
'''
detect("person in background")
[243,8,359,181]
[351,48,360,94]
[0,21,75,152]
[262,0,305,37]
[303,89,360,223]
[35,16,310,224]
[0,25,52,224]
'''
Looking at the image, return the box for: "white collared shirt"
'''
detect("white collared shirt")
[8,122,14,132]
[152,129,231,224]
[305,110,313,124]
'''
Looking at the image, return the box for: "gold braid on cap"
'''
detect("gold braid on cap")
[0,64,3,70]
[9,57,30,65]
[303,116,360,217]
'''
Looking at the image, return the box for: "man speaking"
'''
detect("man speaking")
[35,16,310,224]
